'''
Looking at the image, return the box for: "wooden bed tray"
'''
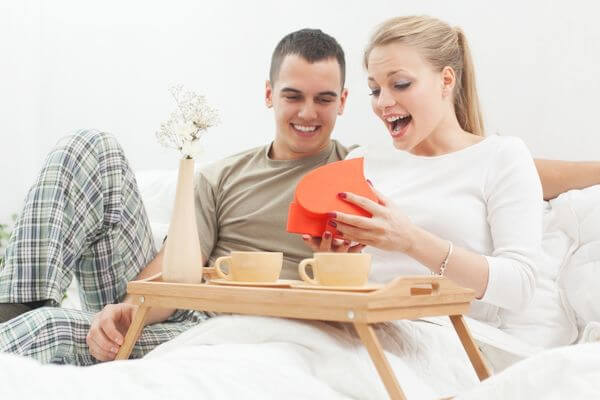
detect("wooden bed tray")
[116,272,491,399]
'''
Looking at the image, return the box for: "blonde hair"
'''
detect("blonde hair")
[364,16,484,136]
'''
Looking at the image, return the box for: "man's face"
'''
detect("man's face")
[265,55,348,160]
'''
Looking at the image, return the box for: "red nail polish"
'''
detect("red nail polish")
[326,212,336,218]
[328,220,337,228]
[337,192,347,199]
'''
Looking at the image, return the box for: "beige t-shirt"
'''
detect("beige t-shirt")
[194,140,353,279]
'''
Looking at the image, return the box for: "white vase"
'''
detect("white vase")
[162,158,204,283]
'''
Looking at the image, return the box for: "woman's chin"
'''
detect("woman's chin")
[391,138,409,150]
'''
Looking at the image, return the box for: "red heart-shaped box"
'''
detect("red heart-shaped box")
[286,157,378,238]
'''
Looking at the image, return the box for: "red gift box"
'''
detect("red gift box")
[287,157,378,238]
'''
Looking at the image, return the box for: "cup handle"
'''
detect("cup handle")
[214,256,232,280]
[298,258,318,285]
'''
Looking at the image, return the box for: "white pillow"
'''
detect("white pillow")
[135,169,179,249]
[559,185,600,331]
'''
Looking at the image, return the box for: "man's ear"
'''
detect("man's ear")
[337,88,349,115]
[265,80,273,108]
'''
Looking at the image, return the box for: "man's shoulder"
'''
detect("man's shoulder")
[197,145,266,186]
[330,140,359,160]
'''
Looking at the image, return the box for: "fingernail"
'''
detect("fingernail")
[344,240,350,246]
[323,231,331,238]
[302,234,310,240]
[366,179,373,187]
[326,212,336,218]
[337,192,347,199]
[111,347,118,353]
[115,337,122,345]
[328,221,337,228]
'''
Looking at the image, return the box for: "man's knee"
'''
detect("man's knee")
[55,129,124,161]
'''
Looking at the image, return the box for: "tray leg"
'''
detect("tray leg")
[449,315,491,380]
[115,304,151,360]
[353,323,406,400]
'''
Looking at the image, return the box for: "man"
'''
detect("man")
[0,29,358,365]
[1,28,599,365]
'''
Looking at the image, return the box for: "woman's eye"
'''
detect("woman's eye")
[394,81,411,90]
[369,88,380,97]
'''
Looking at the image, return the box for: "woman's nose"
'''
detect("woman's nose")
[377,89,395,109]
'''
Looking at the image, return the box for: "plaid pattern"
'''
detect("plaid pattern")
[0,130,210,365]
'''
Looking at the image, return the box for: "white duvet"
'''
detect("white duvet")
[1,315,599,399]
[1,174,600,399]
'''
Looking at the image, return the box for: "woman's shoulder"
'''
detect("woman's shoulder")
[485,135,534,163]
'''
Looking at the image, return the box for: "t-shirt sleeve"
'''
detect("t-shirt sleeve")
[194,171,219,266]
[481,137,543,311]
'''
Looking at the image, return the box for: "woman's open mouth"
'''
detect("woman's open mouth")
[386,114,412,138]
[291,123,321,138]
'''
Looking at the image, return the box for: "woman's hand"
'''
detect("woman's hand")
[301,230,366,253]
[329,187,415,252]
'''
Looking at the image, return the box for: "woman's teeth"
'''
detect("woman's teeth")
[385,115,411,132]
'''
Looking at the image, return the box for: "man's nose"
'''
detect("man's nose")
[298,101,318,120]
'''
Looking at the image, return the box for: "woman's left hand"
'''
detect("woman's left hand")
[329,188,415,252]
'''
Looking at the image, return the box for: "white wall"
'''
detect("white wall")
[1,0,599,222]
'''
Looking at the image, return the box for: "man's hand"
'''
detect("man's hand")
[86,303,137,362]
[302,230,366,253]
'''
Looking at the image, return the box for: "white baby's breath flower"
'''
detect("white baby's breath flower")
[175,121,197,141]
[156,85,219,159]
[181,139,203,159]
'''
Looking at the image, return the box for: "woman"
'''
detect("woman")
[326,16,542,325]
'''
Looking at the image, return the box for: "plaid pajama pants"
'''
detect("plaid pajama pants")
[0,129,211,365]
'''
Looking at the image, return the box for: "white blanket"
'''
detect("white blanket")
[1,315,599,399]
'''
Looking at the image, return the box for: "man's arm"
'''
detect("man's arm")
[86,246,206,361]
[535,159,600,201]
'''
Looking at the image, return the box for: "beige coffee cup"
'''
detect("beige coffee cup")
[213,251,283,282]
[298,253,371,286]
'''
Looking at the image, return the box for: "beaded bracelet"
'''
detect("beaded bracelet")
[435,241,454,276]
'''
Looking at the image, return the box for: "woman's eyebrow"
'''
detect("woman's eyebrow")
[368,70,410,81]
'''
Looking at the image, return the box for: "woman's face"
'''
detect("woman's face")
[367,42,453,153]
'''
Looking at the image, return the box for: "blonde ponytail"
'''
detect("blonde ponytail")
[453,27,484,136]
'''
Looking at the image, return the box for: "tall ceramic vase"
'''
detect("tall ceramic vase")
[162,158,203,283]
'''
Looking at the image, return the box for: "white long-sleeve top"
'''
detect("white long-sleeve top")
[347,135,543,326]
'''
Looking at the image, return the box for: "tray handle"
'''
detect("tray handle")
[374,275,471,298]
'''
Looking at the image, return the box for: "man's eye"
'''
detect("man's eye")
[285,96,300,100]
[318,97,334,103]
[369,89,380,97]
